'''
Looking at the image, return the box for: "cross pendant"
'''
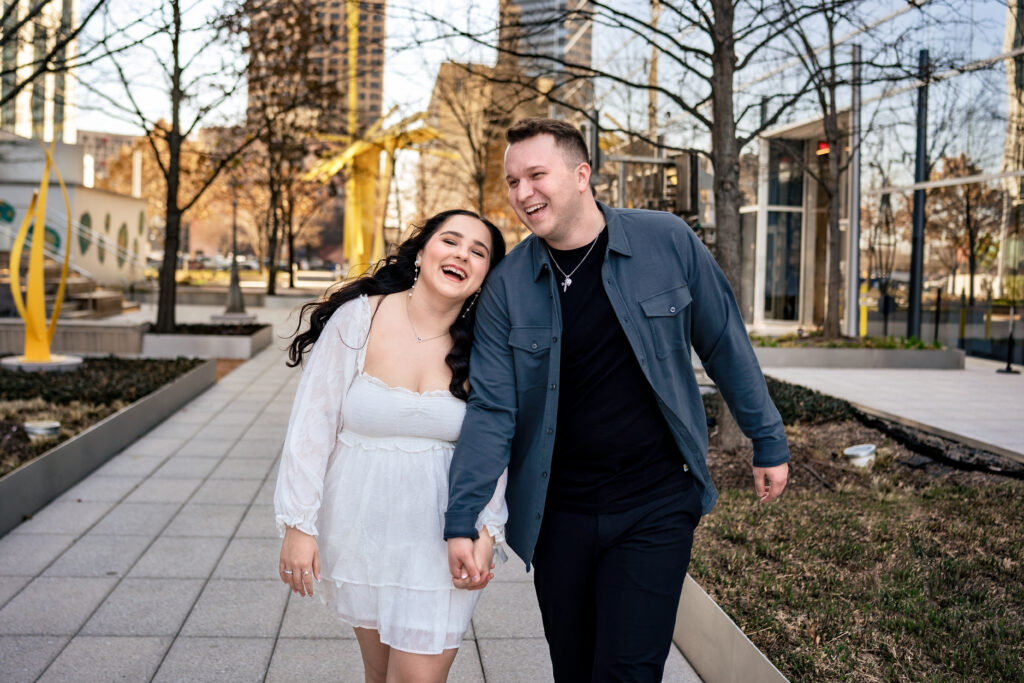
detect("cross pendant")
[561,277,572,292]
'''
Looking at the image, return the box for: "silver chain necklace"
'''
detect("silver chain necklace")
[545,235,600,293]
[406,295,449,343]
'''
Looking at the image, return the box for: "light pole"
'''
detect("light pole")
[225,183,246,315]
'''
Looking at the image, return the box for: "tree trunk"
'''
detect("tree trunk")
[266,181,280,296]
[155,0,184,333]
[709,0,742,297]
[966,189,976,307]
[155,207,180,332]
[286,193,296,289]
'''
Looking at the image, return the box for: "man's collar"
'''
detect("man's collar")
[528,201,632,281]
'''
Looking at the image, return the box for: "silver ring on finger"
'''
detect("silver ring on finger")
[302,570,311,576]
[283,569,294,575]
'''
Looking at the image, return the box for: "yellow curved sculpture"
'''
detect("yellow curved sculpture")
[8,139,73,362]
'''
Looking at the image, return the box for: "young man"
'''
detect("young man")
[445,118,789,681]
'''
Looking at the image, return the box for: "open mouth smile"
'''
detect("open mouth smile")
[524,203,547,216]
[441,265,467,281]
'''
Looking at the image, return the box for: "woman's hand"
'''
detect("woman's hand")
[457,530,496,591]
[279,527,321,597]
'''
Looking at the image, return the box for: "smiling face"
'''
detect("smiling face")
[504,133,591,247]
[415,214,495,303]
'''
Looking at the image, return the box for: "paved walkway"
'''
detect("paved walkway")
[0,303,700,683]
[763,356,1024,461]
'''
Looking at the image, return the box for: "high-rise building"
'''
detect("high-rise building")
[246,0,386,136]
[0,0,78,143]
[998,0,1024,297]
[498,0,593,113]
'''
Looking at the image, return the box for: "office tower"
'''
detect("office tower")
[0,0,78,142]
[498,0,593,113]
[246,0,386,135]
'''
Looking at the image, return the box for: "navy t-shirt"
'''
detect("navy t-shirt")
[546,228,690,513]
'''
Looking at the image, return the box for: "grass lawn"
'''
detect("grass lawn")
[692,409,1024,681]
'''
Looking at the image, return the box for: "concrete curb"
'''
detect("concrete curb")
[754,347,965,369]
[142,326,272,359]
[0,359,216,536]
[674,575,789,683]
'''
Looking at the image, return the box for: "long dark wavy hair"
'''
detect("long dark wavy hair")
[287,209,506,400]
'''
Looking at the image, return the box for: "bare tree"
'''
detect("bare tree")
[405,0,818,295]
[83,0,257,332]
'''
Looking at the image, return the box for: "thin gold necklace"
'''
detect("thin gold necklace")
[406,294,449,343]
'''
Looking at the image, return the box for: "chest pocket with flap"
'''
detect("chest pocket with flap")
[639,284,691,358]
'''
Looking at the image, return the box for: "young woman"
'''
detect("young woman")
[274,209,508,682]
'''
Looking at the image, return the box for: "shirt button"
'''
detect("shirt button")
[535,513,542,520]
[670,306,677,313]
[542,471,548,478]
[546,428,553,434]
[550,383,557,390]
[551,336,557,342]
[531,343,538,349]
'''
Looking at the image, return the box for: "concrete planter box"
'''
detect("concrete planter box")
[0,318,148,355]
[0,359,216,537]
[142,325,273,359]
[753,346,965,369]
[130,287,266,307]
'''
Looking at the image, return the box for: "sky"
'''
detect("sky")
[74,0,501,136]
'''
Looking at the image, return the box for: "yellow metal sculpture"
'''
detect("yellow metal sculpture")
[8,139,74,363]
[303,0,443,276]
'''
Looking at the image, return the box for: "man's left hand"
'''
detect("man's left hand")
[752,463,789,503]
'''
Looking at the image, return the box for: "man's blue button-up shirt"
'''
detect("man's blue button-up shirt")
[445,202,790,567]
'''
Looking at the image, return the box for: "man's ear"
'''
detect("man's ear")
[576,162,592,193]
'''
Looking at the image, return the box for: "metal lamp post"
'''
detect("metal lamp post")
[225,185,246,315]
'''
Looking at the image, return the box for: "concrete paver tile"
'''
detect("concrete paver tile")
[213,537,281,580]
[278,591,355,639]
[123,477,203,504]
[10,502,112,536]
[0,636,69,682]
[0,575,31,607]
[243,424,288,441]
[212,411,258,426]
[472,583,545,639]
[490,556,533,583]
[37,635,172,683]
[0,534,76,576]
[449,644,486,682]
[81,578,205,636]
[235,505,278,538]
[145,421,202,440]
[476,638,554,682]
[153,636,274,683]
[93,453,166,478]
[180,579,287,637]
[210,456,276,480]
[129,536,229,579]
[254,477,277,505]
[151,456,220,479]
[56,476,138,503]
[664,644,703,682]
[120,437,184,458]
[42,534,152,578]
[190,478,263,505]
[161,408,211,424]
[228,438,285,459]
[89,502,180,538]
[194,423,250,441]
[0,577,117,635]
[164,503,248,537]
[264,638,363,683]
[179,437,235,458]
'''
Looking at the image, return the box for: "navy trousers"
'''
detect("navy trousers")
[532,482,702,683]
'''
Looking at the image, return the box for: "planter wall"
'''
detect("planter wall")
[0,318,148,354]
[0,359,216,537]
[673,575,788,683]
[131,287,266,307]
[753,347,965,369]
[142,325,273,359]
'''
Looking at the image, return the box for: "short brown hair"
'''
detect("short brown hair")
[506,118,590,167]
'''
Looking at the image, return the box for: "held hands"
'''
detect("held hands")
[753,462,789,504]
[279,526,321,597]
[447,532,495,591]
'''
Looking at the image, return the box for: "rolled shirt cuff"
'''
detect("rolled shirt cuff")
[751,435,791,468]
[444,511,480,540]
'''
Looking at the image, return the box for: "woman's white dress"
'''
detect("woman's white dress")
[274,296,508,655]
